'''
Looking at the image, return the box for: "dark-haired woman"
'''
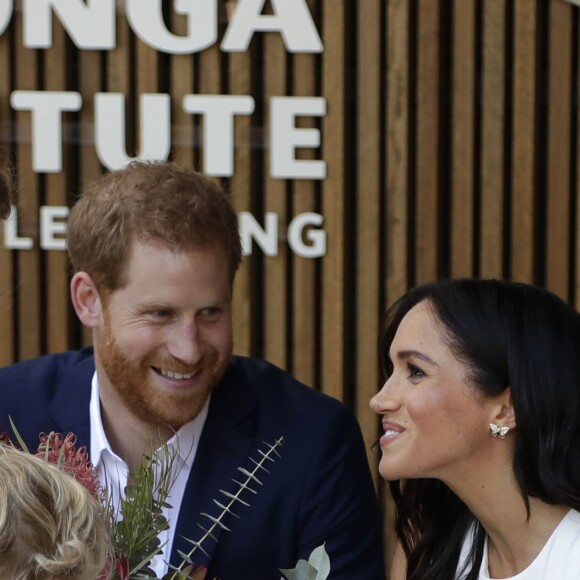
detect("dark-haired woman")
[370,279,580,580]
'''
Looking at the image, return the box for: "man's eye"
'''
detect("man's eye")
[150,310,171,318]
[200,307,220,317]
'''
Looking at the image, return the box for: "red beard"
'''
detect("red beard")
[97,320,228,430]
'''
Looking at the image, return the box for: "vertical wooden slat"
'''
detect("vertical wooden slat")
[546,0,572,300]
[291,43,318,387]
[197,38,222,176]
[171,9,196,169]
[451,1,476,277]
[386,0,410,305]
[44,20,70,354]
[415,0,440,284]
[321,0,345,401]
[263,33,288,370]
[135,27,159,154]
[511,0,537,283]
[98,7,132,349]
[14,11,41,360]
[0,23,14,365]
[107,8,130,122]
[229,50,253,358]
[78,48,103,348]
[385,0,411,572]
[480,0,506,278]
[356,0,382,482]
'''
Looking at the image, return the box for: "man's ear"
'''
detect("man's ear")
[490,387,517,430]
[70,272,104,328]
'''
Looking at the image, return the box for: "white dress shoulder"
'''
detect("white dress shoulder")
[457,509,580,580]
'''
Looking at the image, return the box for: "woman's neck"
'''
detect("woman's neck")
[450,469,569,578]
[484,501,569,577]
[443,454,571,578]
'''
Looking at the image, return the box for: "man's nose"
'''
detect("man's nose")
[167,319,203,365]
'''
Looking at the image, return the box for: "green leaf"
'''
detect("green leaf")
[280,560,319,580]
[279,544,330,580]
[8,416,30,453]
[306,543,330,577]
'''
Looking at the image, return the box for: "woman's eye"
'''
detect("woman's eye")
[408,364,425,380]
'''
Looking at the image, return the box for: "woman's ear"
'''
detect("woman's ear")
[70,272,103,328]
[490,387,517,430]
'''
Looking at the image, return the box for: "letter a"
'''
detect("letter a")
[222,0,323,53]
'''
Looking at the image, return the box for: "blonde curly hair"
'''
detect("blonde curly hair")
[0,445,111,579]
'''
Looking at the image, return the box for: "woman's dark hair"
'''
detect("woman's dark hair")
[382,278,580,580]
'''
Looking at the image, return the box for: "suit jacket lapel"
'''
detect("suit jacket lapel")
[46,350,94,449]
[170,363,256,569]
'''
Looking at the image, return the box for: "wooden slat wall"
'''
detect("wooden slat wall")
[547,0,573,298]
[451,0,476,278]
[511,0,537,283]
[291,0,319,389]
[45,20,70,355]
[0,1,579,576]
[321,1,346,403]
[0,16,14,366]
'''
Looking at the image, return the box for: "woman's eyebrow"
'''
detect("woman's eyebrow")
[395,349,439,367]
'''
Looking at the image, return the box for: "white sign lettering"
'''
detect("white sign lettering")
[24,0,115,49]
[95,93,172,170]
[270,97,326,179]
[126,0,217,54]
[3,207,326,257]
[4,207,33,250]
[16,0,322,54]
[239,211,326,257]
[10,91,82,173]
[0,0,12,37]
[10,91,326,178]
[182,95,255,176]
[40,206,69,250]
[221,0,323,53]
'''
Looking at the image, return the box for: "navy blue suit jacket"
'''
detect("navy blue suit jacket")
[0,349,385,579]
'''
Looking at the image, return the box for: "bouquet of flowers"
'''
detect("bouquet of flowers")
[2,421,329,580]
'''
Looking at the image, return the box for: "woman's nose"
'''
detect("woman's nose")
[369,378,401,414]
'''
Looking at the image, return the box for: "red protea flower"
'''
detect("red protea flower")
[0,431,13,445]
[113,554,130,580]
[35,432,102,498]
[97,553,130,580]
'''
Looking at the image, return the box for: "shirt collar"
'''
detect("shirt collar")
[89,372,210,470]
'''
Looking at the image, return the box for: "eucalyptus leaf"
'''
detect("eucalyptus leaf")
[280,560,318,580]
[279,544,330,580]
[306,543,330,577]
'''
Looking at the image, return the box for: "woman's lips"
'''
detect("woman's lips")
[379,421,405,446]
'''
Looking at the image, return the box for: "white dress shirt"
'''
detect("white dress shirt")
[89,372,209,578]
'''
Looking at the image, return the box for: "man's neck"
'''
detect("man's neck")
[100,409,169,472]
[95,379,173,472]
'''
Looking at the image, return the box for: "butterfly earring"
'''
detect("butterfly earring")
[489,423,510,439]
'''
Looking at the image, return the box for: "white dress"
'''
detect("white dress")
[457,509,580,579]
